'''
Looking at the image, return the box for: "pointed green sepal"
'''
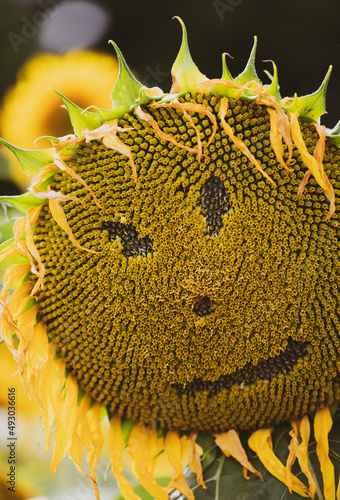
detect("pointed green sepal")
[221,53,234,82]
[34,135,61,145]
[0,138,54,176]
[0,192,45,212]
[136,86,166,105]
[50,89,101,136]
[264,61,281,102]
[90,105,131,124]
[283,66,332,121]
[326,120,340,147]
[204,53,238,99]
[235,36,261,86]
[171,17,207,93]
[109,41,144,108]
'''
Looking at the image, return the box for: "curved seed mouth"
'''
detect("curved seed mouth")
[173,339,308,396]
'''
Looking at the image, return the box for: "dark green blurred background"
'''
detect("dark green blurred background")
[0,0,339,197]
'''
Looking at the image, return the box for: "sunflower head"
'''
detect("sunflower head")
[1,17,340,500]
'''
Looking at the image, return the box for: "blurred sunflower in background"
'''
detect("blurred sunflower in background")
[1,16,340,500]
[0,50,119,190]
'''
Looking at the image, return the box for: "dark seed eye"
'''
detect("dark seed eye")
[192,296,214,317]
[198,174,231,236]
[103,222,153,257]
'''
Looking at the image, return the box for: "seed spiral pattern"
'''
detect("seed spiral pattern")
[33,93,340,431]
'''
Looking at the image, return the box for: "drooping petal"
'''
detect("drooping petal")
[53,152,105,209]
[248,428,309,497]
[109,415,142,500]
[84,402,105,482]
[164,430,194,500]
[129,423,168,500]
[289,111,335,220]
[135,105,198,157]
[48,199,99,254]
[51,375,79,473]
[102,129,138,184]
[188,432,206,489]
[286,426,299,494]
[215,429,263,481]
[1,262,30,298]
[219,97,276,187]
[314,406,335,500]
[152,99,218,154]
[291,416,317,498]
[38,343,66,451]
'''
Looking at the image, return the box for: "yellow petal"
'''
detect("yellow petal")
[109,415,142,500]
[102,128,138,184]
[312,122,326,167]
[24,321,49,407]
[129,423,168,500]
[289,111,335,220]
[7,281,34,319]
[0,241,20,266]
[51,375,78,473]
[219,97,276,187]
[69,396,104,500]
[188,431,206,490]
[28,163,71,202]
[151,99,218,159]
[83,120,134,142]
[248,428,309,497]
[215,429,263,481]
[1,263,31,298]
[53,153,105,209]
[48,198,99,254]
[135,105,199,158]
[266,107,293,172]
[314,406,335,500]
[85,402,105,477]
[291,416,316,498]
[286,427,299,494]
[0,300,23,370]
[39,344,66,451]
[165,430,194,500]
[16,304,38,345]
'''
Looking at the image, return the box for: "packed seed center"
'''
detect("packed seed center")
[34,93,340,431]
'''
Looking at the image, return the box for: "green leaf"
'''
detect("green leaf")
[109,41,144,108]
[0,138,54,176]
[49,88,101,136]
